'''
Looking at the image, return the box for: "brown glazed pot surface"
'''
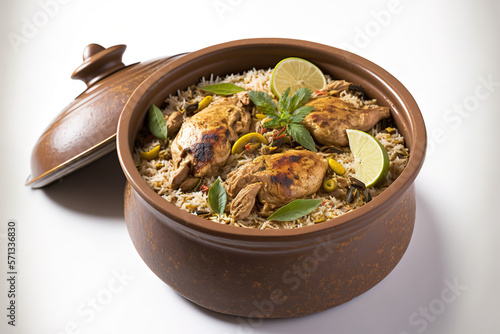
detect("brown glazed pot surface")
[117,38,426,318]
[27,44,184,188]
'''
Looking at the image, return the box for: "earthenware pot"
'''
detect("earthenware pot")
[117,38,426,318]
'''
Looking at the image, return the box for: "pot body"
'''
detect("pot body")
[117,38,426,318]
[125,182,415,318]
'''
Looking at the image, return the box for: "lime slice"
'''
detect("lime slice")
[270,57,326,98]
[346,129,389,187]
[232,132,268,154]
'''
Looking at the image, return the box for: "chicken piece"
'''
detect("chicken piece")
[166,111,184,136]
[316,80,365,99]
[317,80,351,94]
[225,150,328,219]
[230,182,262,219]
[302,96,390,146]
[170,93,251,189]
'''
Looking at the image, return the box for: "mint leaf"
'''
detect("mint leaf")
[208,179,227,215]
[252,87,317,151]
[263,118,282,128]
[148,105,168,141]
[200,83,245,96]
[278,87,291,113]
[290,105,314,123]
[249,90,278,116]
[287,123,316,152]
[267,199,321,221]
[289,87,313,111]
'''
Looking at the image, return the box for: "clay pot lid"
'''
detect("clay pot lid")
[26,43,185,188]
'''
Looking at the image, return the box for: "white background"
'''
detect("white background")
[1,0,499,333]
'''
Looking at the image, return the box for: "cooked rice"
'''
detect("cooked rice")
[134,68,409,229]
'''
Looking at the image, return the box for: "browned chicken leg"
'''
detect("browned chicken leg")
[303,89,390,146]
[225,150,328,219]
[170,92,251,189]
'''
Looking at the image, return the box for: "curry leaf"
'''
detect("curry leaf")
[200,83,246,96]
[288,87,313,111]
[208,179,227,215]
[148,104,168,141]
[249,90,279,116]
[287,123,316,152]
[290,105,314,123]
[267,199,322,221]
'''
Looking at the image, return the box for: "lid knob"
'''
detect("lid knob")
[71,44,127,88]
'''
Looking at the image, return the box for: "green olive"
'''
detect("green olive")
[322,178,337,192]
[328,158,346,175]
[196,96,213,112]
[140,145,160,160]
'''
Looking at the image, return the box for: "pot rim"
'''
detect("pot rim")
[117,38,426,240]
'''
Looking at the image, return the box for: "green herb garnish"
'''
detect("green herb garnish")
[200,83,246,96]
[208,179,227,215]
[249,87,316,151]
[267,199,322,221]
[148,104,168,141]
[287,123,316,153]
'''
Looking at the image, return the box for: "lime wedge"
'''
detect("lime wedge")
[346,129,389,187]
[270,57,326,98]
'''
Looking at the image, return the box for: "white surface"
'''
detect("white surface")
[1,0,499,333]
